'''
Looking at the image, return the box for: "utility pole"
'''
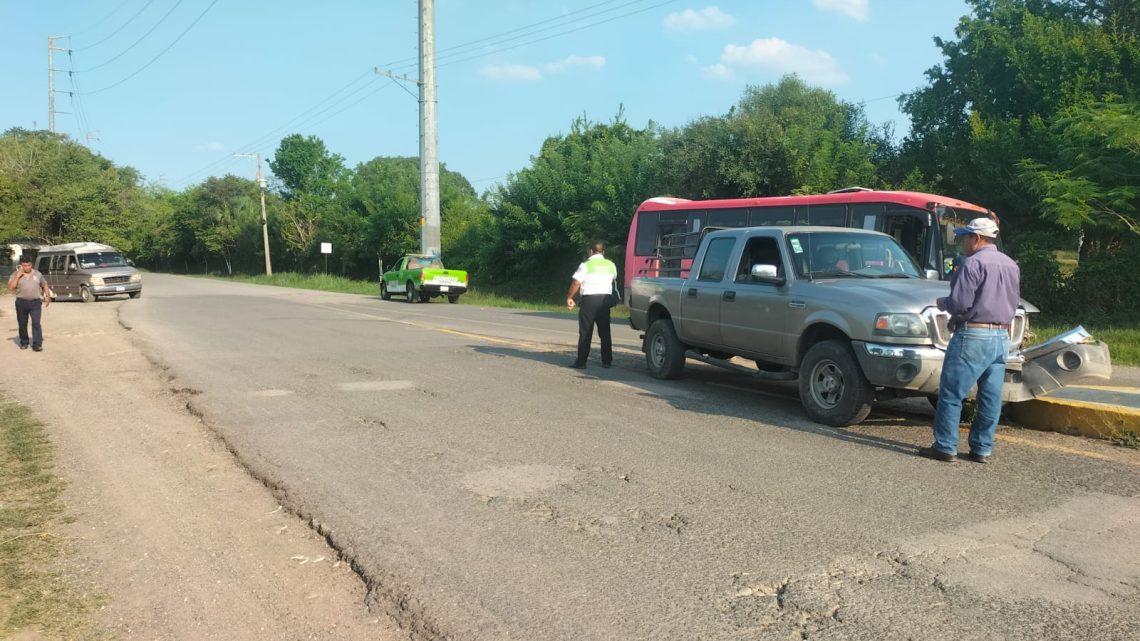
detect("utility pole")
[47,36,68,133]
[419,0,440,257]
[235,153,273,275]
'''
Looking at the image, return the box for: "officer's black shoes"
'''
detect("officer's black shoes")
[916,446,957,463]
[568,361,587,369]
[602,362,612,368]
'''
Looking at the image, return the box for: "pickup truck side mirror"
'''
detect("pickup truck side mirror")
[924,269,940,280]
[750,264,784,285]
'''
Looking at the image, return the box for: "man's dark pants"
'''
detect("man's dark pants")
[575,294,612,366]
[15,298,43,349]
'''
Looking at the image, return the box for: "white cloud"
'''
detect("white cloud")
[194,141,225,152]
[481,63,542,82]
[482,55,605,82]
[701,63,734,81]
[711,37,849,85]
[664,6,736,33]
[812,0,869,22]
[541,55,605,74]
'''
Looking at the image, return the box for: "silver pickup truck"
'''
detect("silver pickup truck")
[628,226,1111,426]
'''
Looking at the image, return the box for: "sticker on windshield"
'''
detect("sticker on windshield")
[790,238,803,254]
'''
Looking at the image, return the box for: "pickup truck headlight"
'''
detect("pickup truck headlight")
[130,273,142,283]
[874,313,929,337]
[90,276,104,285]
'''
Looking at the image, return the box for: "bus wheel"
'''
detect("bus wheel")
[799,340,873,427]
[645,319,686,380]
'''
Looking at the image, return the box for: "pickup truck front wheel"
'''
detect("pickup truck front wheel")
[799,340,874,427]
[645,319,686,379]
[380,281,391,300]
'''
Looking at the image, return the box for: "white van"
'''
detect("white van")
[35,242,142,303]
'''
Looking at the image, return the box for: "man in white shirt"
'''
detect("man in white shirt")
[565,241,618,369]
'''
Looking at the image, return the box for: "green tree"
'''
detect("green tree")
[268,134,350,269]
[479,113,660,294]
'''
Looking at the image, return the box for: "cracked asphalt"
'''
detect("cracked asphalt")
[119,274,1140,641]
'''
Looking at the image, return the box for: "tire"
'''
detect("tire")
[405,281,416,303]
[798,339,874,427]
[448,295,460,304]
[80,286,96,303]
[419,291,430,303]
[380,281,391,300]
[645,319,686,379]
[129,291,141,299]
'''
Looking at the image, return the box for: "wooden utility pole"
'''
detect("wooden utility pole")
[419,0,440,257]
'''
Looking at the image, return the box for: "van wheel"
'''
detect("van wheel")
[129,291,141,299]
[405,282,416,303]
[380,281,391,300]
[645,319,686,379]
[799,340,873,427]
[80,286,96,303]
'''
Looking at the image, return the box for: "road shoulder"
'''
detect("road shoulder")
[4,299,401,640]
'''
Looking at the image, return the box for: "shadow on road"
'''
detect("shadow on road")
[472,343,927,458]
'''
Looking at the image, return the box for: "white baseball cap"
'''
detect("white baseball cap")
[954,217,999,238]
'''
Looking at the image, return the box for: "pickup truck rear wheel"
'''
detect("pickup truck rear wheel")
[645,319,686,379]
[448,295,460,304]
[799,340,874,427]
[405,281,416,303]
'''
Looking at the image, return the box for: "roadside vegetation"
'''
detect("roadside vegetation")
[0,395,106,640]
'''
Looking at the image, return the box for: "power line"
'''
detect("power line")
[74,0,187,72]
[390,0,677,74]
[430,0,679,73]
[71,0,156,48]
[81,0,221,95]
[174,69,379,187]
[381,0,635,68]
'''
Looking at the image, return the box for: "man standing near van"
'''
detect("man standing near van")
[566,241,618,369]
[8,256,50,351]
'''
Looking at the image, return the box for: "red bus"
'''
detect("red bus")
[623,188,994,290]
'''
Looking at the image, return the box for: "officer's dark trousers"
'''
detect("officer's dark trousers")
[15,298,43,348]
[576,294,612,365]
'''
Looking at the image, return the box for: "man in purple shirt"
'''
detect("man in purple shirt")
[919,217,1021,464]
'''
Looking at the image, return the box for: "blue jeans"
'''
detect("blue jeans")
[932,328,1009,456]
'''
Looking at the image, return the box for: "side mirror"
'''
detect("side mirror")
[924,269,941,280]
[126,258,135,267]
[750,264,784,284]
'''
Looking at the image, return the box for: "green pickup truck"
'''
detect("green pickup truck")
[380,254,468,304]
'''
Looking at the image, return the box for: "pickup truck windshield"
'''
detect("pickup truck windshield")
[78,252,128,268]
[787,232,921,279]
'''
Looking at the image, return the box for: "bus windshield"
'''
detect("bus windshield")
[936,207,982,277]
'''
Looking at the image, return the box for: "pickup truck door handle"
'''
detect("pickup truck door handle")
[723,291,736,302]
[687,288,698,297]
[789,300,806,309]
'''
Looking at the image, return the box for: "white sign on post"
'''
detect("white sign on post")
[320,242,332,254]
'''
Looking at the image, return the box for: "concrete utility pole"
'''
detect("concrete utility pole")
[419,0,440,257]
[235,153,273,275]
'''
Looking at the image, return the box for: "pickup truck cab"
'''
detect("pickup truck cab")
[628,226,1111,426]
[381,255,468,304]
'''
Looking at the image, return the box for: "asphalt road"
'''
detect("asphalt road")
[122,274,1140,641]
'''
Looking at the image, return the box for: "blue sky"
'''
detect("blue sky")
[1,0,970,194]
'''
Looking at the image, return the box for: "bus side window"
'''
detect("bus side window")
[796,204,846,227]
[749,206,794,226]
[850,203,885,231]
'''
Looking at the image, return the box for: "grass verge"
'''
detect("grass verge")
[0,395,106,640]
[206,272,630,318]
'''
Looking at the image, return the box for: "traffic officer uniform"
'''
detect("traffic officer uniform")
[568,252,618,368]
